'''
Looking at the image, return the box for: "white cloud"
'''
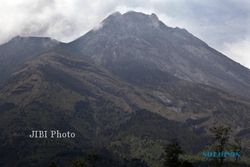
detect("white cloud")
[0,0,120,43]
[222,39,250,67]
[0,0,249,68]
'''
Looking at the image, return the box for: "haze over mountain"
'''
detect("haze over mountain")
[0,11,250,167]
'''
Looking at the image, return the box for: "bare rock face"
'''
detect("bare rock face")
[70,11,250,98]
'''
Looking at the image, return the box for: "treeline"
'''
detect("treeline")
[49,125,247,167]
[49,149,149,167]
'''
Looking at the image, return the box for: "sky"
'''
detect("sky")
[0,0,249,68]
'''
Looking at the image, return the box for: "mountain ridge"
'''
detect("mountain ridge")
[0,35,60,85]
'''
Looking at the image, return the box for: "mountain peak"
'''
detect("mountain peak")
[150,13,159,21]
[7,35,29,43]
[122,11,159,24]
[7,35,59,45]
[109,11,122,17]
[97,11,163,34]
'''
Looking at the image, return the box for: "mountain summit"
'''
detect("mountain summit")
[70,11,250,98]
[102,11,161,29]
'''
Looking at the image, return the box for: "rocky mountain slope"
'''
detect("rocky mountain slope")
[0,11,250,167]
[0,52,203,166]
[1,51,250,166]
[69,11,250,98]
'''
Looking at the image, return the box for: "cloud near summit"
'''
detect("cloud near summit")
[0,0,249,68]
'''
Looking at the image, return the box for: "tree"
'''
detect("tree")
[86,153,99,167]
[209,125,232,167]
[49,162,58,167]
[231,138,242,163]
[72,159,88,167]
[163,139,183,167]
[128,158,149,167]
[182,160,194,167]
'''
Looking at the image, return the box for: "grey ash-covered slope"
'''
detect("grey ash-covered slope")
[0,36,60,85]
[1,50,250,166]
[0,52,210,166]
[69,11,250,98]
